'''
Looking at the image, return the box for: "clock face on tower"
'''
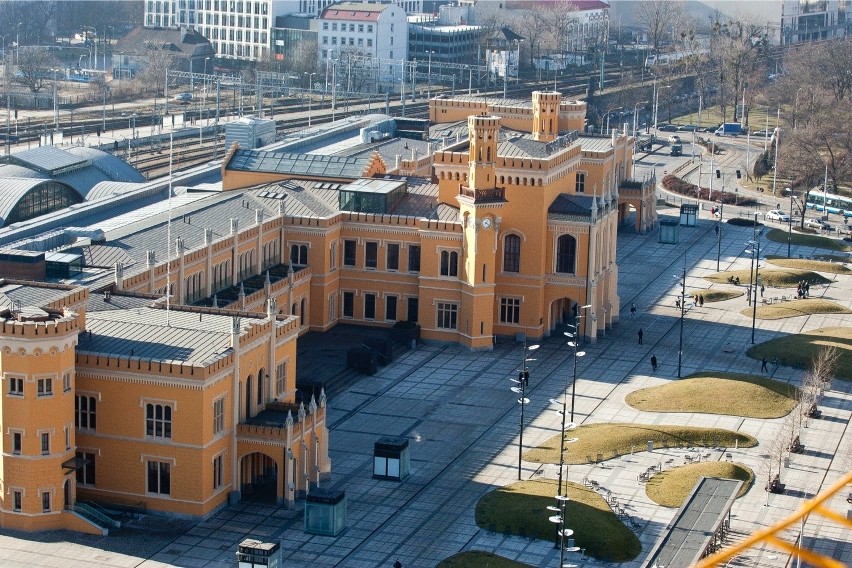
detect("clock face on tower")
[481,218,492,229]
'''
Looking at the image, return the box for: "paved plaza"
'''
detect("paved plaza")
[0,203,850,568]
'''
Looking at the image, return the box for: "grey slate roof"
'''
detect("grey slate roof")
[0,146,87,174]
[78,306,252,366]
[0,282,69,309]
[578,135,616,153]
[248,176,448,220]
[548,193,595,217]
[227,149,375,179]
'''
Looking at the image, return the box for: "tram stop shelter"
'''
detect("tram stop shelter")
[643,477,743,568]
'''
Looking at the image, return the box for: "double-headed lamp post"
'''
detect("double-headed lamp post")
[510,339,538,480]
[673,267,687,378]
[746,230,764,344]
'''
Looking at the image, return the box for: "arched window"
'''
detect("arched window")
[504,235,521,273]
[440,251,458,277]
[4,181,83,227]
[290,244,307,266]
[556,235,577,274]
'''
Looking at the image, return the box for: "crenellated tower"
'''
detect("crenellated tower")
[532,91,561,142]
[0,306,99,533]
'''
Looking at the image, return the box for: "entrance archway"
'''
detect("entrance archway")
[240,452,278,503]
[549,297,579,334]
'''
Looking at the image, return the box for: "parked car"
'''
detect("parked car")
[751,129,771,137]
[657,124,679,132]
[765,209,791,222]
[804,218,832,231]
[677,124,698,132]
[668,134,681,144]
[173,92,193,103]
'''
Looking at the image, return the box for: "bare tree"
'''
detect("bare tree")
[136,48,176,97]
[15,47,59,93]
[635,0,683,54]
[711,18,769,124]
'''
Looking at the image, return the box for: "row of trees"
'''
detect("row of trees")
[772,38,852,202]
[762,347,839,493]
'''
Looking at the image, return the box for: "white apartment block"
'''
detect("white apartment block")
[781,0,849,45]
[143,0,423,62]
[317,3,408,69]
[144,0,290,61]
[298,0,422,16]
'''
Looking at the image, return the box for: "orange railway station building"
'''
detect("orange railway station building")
[0,91,652,533]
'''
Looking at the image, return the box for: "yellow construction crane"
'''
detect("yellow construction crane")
[693,470,852,568]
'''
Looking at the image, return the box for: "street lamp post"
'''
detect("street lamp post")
[675,266,686,378]
[426,50,434,99]
[748,232,764,344]
[16,22,22,65]
[787,187,794,258]
[653,83,671,130]
[605,106,622,136]
[304,72,316,127]
[633,101,648,138]
[511,338,538,480]
[465,65,472,96]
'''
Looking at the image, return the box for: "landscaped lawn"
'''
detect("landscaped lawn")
[524,423,757,465]
[766,256,850,274]
[747,327,852,380]
[702,290,744,302]
[625,372,798,418]
[437,551,531,568]
[475,479,641,562]
[765,228,852,252]
[645,462,754,508]
[740,299,851,320]
[704,269,831,288]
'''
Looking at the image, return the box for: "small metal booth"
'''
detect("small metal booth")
[304,488,347,537]
[373,436,410,481]
[236,539,281,568]
[659,219,680,244]
[679,204,698,227]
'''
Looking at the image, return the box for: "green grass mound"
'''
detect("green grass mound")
[747,327,852,380]
[525,423,756,465]
[703,290,745,302]
[475,479,641,562]
[728,217,764,227]
[740,299,851,320]
[625,372,798,418]
[765,228,852,252]
[704,269,831,288]
[646,462,754,508]
[813,254,850,263]
[766,257,850,274]
[437,552,530,568]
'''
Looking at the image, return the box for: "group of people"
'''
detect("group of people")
[797,280,810,299]
[675,294,705,309]
[727,275,741,285]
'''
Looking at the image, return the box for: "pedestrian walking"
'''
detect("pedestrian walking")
[675,298,681,309]
[638,328,644,344]
[651,355,658,372]
[805,282,810,297]
[760,284,765,298]
[394,560,403,568]
[630,303,636,318]
[761,357,768,372]
[699,294,704,307]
